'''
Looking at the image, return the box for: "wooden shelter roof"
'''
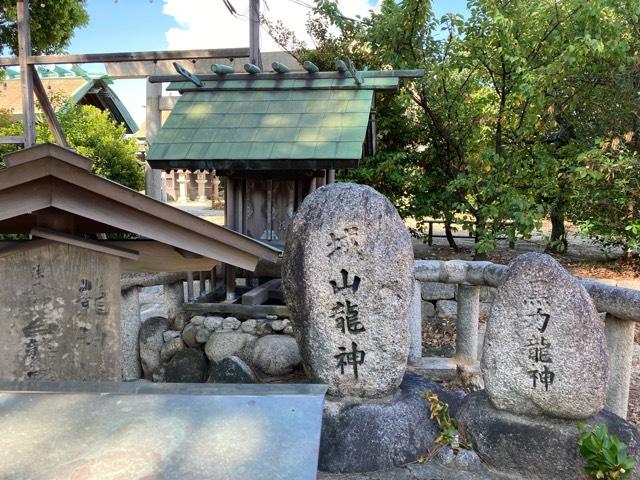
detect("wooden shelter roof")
[0,143,279,272]
[146,69,423,171]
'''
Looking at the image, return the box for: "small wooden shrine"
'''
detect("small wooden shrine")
[146,65,423,248]
[0,143,278,382]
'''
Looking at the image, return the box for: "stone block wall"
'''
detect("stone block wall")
[419,281,496,357]
[420,281,496,324]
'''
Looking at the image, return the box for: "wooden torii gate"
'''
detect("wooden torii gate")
[0,0,260,200]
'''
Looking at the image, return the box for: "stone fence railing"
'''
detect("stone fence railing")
[415,260,639,419]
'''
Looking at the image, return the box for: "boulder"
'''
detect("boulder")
[255,320,272,336]
[241,319,258,334]
[319,373,444,473]
[204,315,224,331]
[482,253,609,419]
[252,335,301,376]
[204,331,255,364]
[456,391,640,480]
[283,183,414,398]
[270,319,286,332]
[162,330,181,342]
[181,323,199,349]
[164,348,208,383]
[159,336,184,363]
[139,316,169,378]
[223,317,241,330]
[207,356,258,384]
[195,326,211,344]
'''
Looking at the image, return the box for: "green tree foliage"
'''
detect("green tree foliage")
[0,0,89,55]
[570,140,640,257]
[299,0,640,257]
[0,103,144,191]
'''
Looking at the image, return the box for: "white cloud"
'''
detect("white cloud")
[162,0,380,52]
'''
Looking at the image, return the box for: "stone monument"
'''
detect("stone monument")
[482,252,609,419]
[457,253,640,479]
[283,183,441,472]
[0,143,278,383]
[0,243,121,381]
[283,183,414,398]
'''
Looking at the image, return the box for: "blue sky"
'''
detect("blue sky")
[65,0,468,128]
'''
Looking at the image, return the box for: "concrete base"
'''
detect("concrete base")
[409,356,459,380]
[319,373,449,473]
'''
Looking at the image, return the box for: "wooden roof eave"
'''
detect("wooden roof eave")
[58,161,276,258]
[0,157,280,270]
[0,176,263,271]
[49,178,264,271]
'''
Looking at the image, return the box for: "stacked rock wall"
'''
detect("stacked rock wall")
[138,311,302,383]
[418,280,496,357]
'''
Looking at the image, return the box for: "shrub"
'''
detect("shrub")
[577,423,635,479]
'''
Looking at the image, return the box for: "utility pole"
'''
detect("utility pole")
[17,0,35,147]
[249,0,262,69]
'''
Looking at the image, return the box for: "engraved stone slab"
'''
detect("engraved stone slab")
[0,243,121,381]
[482,253,609,419]
[283,183,414,398]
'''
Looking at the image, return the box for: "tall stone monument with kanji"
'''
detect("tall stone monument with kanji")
[283,183,414,397]
[283,183,443,473]
[482,252,609,418]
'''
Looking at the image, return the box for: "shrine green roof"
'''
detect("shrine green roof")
[147,88,373,171]
[146,69,423,171]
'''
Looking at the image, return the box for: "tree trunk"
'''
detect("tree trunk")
[444,218,458,251]
[547,190,568,254]
[473,213,488,260]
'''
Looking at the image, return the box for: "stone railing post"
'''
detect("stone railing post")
[456,284,481,362]
[604,314,636,418]
[120,285,141,380]
[408,281,422,364]
[164,280,185,326]
[211,172,220,207]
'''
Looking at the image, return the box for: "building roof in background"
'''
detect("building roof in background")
[147,69,423,171]
[0,68,138,134]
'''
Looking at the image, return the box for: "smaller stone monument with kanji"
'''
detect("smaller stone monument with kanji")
[457,253,640,479]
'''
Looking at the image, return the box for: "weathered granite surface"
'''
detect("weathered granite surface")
[207,355,257,383]
[0,243,122,381]
[164,348,208,383]
[457,391,640,480]
[139,316,169,379]
[252,335,301,376]
[283,183,414,398]
[319,373,445,473]
[482,253,609,419]
[204,331,255,364]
